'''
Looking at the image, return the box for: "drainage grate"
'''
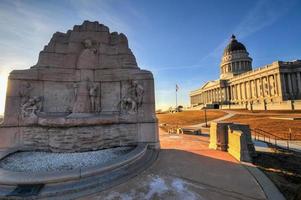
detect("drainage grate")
[7,184,44,197]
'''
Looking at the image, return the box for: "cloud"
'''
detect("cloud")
[234,0,297,39]
[0,0,67,71]
[67,0,145,36]
[208,0,297,60]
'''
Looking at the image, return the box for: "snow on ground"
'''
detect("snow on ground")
[102,174,205,200]
[0,147,134,173]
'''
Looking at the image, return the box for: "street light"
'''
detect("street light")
[204,107,208,127]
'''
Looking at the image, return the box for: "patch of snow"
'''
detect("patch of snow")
[0,147,134,173]
[103,191,133,200]
[171,178,201,200]
[145,176,169,199]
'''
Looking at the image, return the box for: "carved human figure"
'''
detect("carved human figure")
[72,80,91,113]
[89,83,99,112]
[132,80,144,107]
[120,80,144,114]
[21,96,43,118]
[77,39,98,69]
[73,82,78,99]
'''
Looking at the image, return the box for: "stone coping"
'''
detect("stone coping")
[1,114,156,127]
[0,144,147,185]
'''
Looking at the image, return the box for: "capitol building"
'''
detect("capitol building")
[190,35,301,110]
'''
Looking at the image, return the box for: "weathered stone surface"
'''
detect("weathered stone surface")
[23,127,48,150]
[0,20,158,152]
[21,124,137,152]
[101,82,120,112]
[209,122,232,151]
[228,124,255,162]
[209,122,255,162]
[0,127,20,149]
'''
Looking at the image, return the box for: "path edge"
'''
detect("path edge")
[241,162,286,200]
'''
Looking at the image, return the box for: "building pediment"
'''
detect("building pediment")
[201,80,219,90]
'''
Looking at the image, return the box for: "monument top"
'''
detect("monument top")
[35,20,137,70]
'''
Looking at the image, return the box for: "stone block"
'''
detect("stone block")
[140,79,155,104]
[138,103,156,122]
[100,54,119,69]
[137,122,159,143]
[9,69,38,80]
[37,52,66,68]
[67,42,82,54]
[63,54,78,68]
[209,122,232,151]
[69,31,110,43]
[101,82,120,112]
[5,79,20,97]
[3,96,20,126]
[228,128,253,162]
[80,69,94,81]
[43,81,74,113]
[22,127,49,150]
[54,43,68,53]
[38,68,79,81]
[0,127,20,149]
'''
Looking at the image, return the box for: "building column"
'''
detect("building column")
[274,74,278,96]
[259,77,264,97]
[297,72,301,95]
[280,73,287,98]
[267,76,271,97]
[249,80,252,99]
[287,73,293,96]
[254,79,258,99]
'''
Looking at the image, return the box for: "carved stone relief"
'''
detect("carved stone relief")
[21,96,43,118]
[120,80,144,114]
[77,39,98,69]
[72,79,100,113]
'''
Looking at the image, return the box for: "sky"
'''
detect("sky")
[0,0,301,114]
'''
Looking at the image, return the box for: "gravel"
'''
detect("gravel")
[0,147,134,173]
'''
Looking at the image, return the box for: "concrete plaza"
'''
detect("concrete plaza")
[80,129,273,200]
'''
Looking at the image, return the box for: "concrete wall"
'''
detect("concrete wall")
[209,122,255,162]
[227,124,254,162]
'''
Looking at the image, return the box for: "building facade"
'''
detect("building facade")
[190,35,301,110]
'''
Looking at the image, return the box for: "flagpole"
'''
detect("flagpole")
[176,88,178,110]
[176,84,178,111]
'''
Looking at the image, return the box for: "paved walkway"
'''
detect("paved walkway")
[254,136,301,152]
[182,111,235,132]
[80,130,268,200]
[183,110,301,152]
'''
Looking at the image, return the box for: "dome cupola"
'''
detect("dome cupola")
[223,35,247,54]
[220,35,252,79]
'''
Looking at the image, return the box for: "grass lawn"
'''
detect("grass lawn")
[157,110,225,127]
[223,114,301,140]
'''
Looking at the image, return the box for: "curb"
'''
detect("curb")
[241,162,286,200]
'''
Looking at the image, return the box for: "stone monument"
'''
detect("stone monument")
[0,21,159,153]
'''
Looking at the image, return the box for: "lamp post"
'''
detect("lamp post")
[204,108,208,127]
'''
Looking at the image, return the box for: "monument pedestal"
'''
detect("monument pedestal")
[0,21,159,153]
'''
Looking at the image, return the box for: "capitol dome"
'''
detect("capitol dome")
[220,35,252,79]
[223,35,246,54]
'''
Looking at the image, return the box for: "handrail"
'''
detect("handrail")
[253,128,285,140]
[251,128,301,151]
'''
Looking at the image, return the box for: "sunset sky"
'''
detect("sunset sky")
[0,0,301,113]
